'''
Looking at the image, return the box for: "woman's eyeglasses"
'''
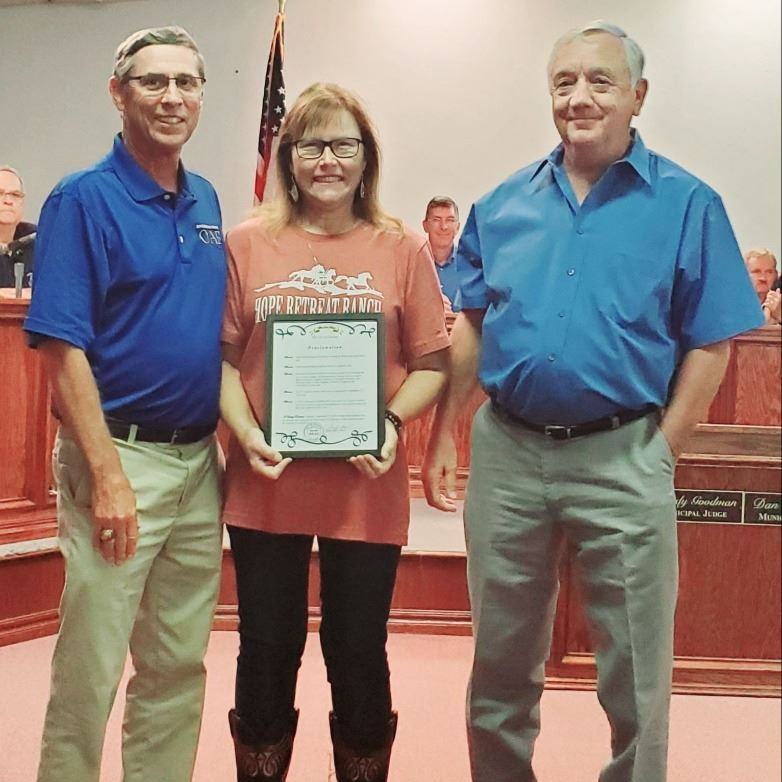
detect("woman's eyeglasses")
[293,138,363,159]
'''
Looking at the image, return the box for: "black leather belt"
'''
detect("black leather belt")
[105,417,215,445]
[491,401,657,441]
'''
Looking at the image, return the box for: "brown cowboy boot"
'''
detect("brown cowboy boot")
[329,711,398,782]
[228,708,298,782]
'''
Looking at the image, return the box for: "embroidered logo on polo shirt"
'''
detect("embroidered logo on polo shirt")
[196,224,223,246]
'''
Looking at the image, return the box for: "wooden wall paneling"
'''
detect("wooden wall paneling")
[547,569,780,695]
[0,299,57,545]
[707,336,739,423]
[708,326,781,425]
[683,424,781,462]
[734,329,782,425]
[675,523,781,660]
[0,299,34,500]
[547,445,781,696]
[548,530,781,694]
[385,552,472,634]
[0,550,63,646]
[677,462,781,493]
[212,550,237,631]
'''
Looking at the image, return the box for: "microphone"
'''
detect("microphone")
[4,232,35,292]
[8,232,36,253]
[14,262,24,298]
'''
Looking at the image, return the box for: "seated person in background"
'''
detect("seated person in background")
[763,278,781,325]
[422,195,461,310]
[0,166,35,288]
[743,248,779,307]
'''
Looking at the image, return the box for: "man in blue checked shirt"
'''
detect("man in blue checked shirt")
[423,21,764,782]
[422,194,462,311]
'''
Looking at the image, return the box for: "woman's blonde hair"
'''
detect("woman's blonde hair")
[257,82,402,235]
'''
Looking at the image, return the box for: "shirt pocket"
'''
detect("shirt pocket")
[593,251,671,327]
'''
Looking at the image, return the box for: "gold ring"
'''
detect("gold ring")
[99,528,115,542]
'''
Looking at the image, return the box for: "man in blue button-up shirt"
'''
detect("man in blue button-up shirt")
[423,21,763,782]
[27,28,225,782]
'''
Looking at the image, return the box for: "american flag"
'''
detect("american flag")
[255,7,286,203]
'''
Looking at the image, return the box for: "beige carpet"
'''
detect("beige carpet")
[1,631,779,781]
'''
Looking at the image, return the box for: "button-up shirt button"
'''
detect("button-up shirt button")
[558,311,565,318]
[576,226,584,235]
[547,353,556,362]
[567,268,576,276]
[163,194,171,201]
[178,235,184,244]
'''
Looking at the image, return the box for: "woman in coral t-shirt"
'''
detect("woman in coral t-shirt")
[220,83,449,781]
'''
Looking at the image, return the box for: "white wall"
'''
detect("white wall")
[1,0,779,255]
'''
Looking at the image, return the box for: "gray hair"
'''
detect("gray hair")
[550,21,645,86]
[113,26,204,81]
[0,166,24,193]
[744,248,779,270]
[425,195,460,221]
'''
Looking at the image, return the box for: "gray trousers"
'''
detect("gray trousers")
[465,402,678,782]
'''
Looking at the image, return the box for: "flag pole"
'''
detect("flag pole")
[254,1,287,203]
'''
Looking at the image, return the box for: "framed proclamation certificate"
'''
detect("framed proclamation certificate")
[265,313,385,458]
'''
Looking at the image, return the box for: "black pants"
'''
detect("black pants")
[228,526,402,749]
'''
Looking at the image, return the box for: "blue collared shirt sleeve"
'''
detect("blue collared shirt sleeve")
[455,206,489,310]
[672,193,764,351]
[25,189,110,350]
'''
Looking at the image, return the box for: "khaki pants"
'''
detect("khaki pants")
[465,402,678,782]
[37,432,222,782]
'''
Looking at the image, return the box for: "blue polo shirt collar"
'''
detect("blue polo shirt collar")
[530,128,652,188]
[109,134,197,203]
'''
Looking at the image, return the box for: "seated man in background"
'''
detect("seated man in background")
[743,249,780,324]
[743,248,779,306]
[0,166,36,288]
[423,195,461,310]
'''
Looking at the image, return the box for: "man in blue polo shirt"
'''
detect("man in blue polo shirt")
[25,27,225,782]
[422,195,461,310]
[423,21,764,782]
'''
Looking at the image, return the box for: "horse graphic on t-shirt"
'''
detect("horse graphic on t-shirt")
[255,263,383,297]
[335,271,373,291]
[288,264,336,287]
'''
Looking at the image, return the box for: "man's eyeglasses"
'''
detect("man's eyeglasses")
[125,73,206,96]
[293,138,363,160]
[551,79,623,98]
[0,190,24,202]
